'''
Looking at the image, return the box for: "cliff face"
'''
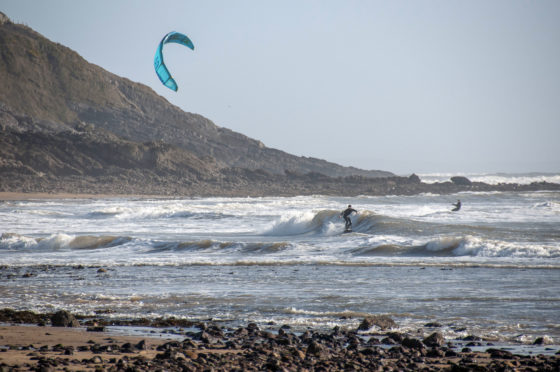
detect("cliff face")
[0,13,392,179]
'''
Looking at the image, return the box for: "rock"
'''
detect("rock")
[0,309,46,324]
[50,310,79,327]
[120,342,134,353]
[408,173,421,183]
[247,323,259,333]
[426,348,445,357]
[89,356,103,364]
[199,331,214,344]
[306,341,323,356]
[450,176,472,186]
[86,326,105,332]
[487,348,513,359]
[135,340,147,350]
[386,332,404,343]
[423,332,445,347]
[357,315,396,331]
[533,336,553,345]
[424,322,442,328]
[466,341,482,346]
[401,337,425,350]
[359,347,377,356]
[462,335,482,341]
[381,337,397,345]
[291,348,306,360]
[445,349,458,357]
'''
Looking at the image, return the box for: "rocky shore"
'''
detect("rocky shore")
[2,170,559,198]
[1,309,558,371]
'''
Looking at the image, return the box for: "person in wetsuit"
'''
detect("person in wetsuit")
[340,205,358,231]
[452,199,461,212]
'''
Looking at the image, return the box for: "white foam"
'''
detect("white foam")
[419,172,560,185]
[261,210,341,236]
[452,236,560,258]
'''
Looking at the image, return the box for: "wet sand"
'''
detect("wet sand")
[0,324,167,367]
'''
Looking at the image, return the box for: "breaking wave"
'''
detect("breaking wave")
[262,210,393,236]
[0,233,132,251]
[148,240,292,254]
[418,172,560,185]
[85,206,233,220]
[351,236,560,258]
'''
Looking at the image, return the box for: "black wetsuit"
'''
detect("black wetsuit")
[341,207,357,230]
[452,201,461,212]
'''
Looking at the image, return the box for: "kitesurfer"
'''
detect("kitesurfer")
[452,200,461,212]
[340,205,358,231]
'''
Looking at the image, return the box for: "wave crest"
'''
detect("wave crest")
[0,233,131,251]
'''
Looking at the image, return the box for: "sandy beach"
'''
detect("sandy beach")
[0,324,168,369]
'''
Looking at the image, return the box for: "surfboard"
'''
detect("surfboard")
[343,229,353,234]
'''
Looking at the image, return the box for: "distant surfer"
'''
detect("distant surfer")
[340,205,358,232]
[451,199,461,212]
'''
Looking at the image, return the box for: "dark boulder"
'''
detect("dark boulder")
[357,315,396,331]
[50,310,79,327]
[533,336,552,345]
[386,332,404,343]
[487,348,513,359]
[86,326,105,332]
[423,332,445,347]
[426,348,445,358]
[450,176,472,186]
[408,173,421,183]
[401,337,425,350]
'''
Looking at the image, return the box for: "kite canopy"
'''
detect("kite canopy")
[154,31,194,92]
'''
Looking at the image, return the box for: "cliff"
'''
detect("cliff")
[0,13,391,180]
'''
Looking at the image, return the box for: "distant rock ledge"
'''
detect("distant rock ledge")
[1,171,558,197]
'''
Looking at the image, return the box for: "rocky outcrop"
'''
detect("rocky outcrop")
[451,176,472,186]
[50,310,80,327]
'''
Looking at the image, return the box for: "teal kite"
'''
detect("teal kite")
[154,31,194,92]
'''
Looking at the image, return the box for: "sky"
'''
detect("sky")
[2,1,559,175]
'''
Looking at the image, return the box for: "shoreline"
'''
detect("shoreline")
[1,311,558,371]
[1,182,559,202]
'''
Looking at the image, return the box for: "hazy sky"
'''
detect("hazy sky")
[2,1,559,174]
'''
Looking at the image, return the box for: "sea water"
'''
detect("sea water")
[1,174,559,350]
